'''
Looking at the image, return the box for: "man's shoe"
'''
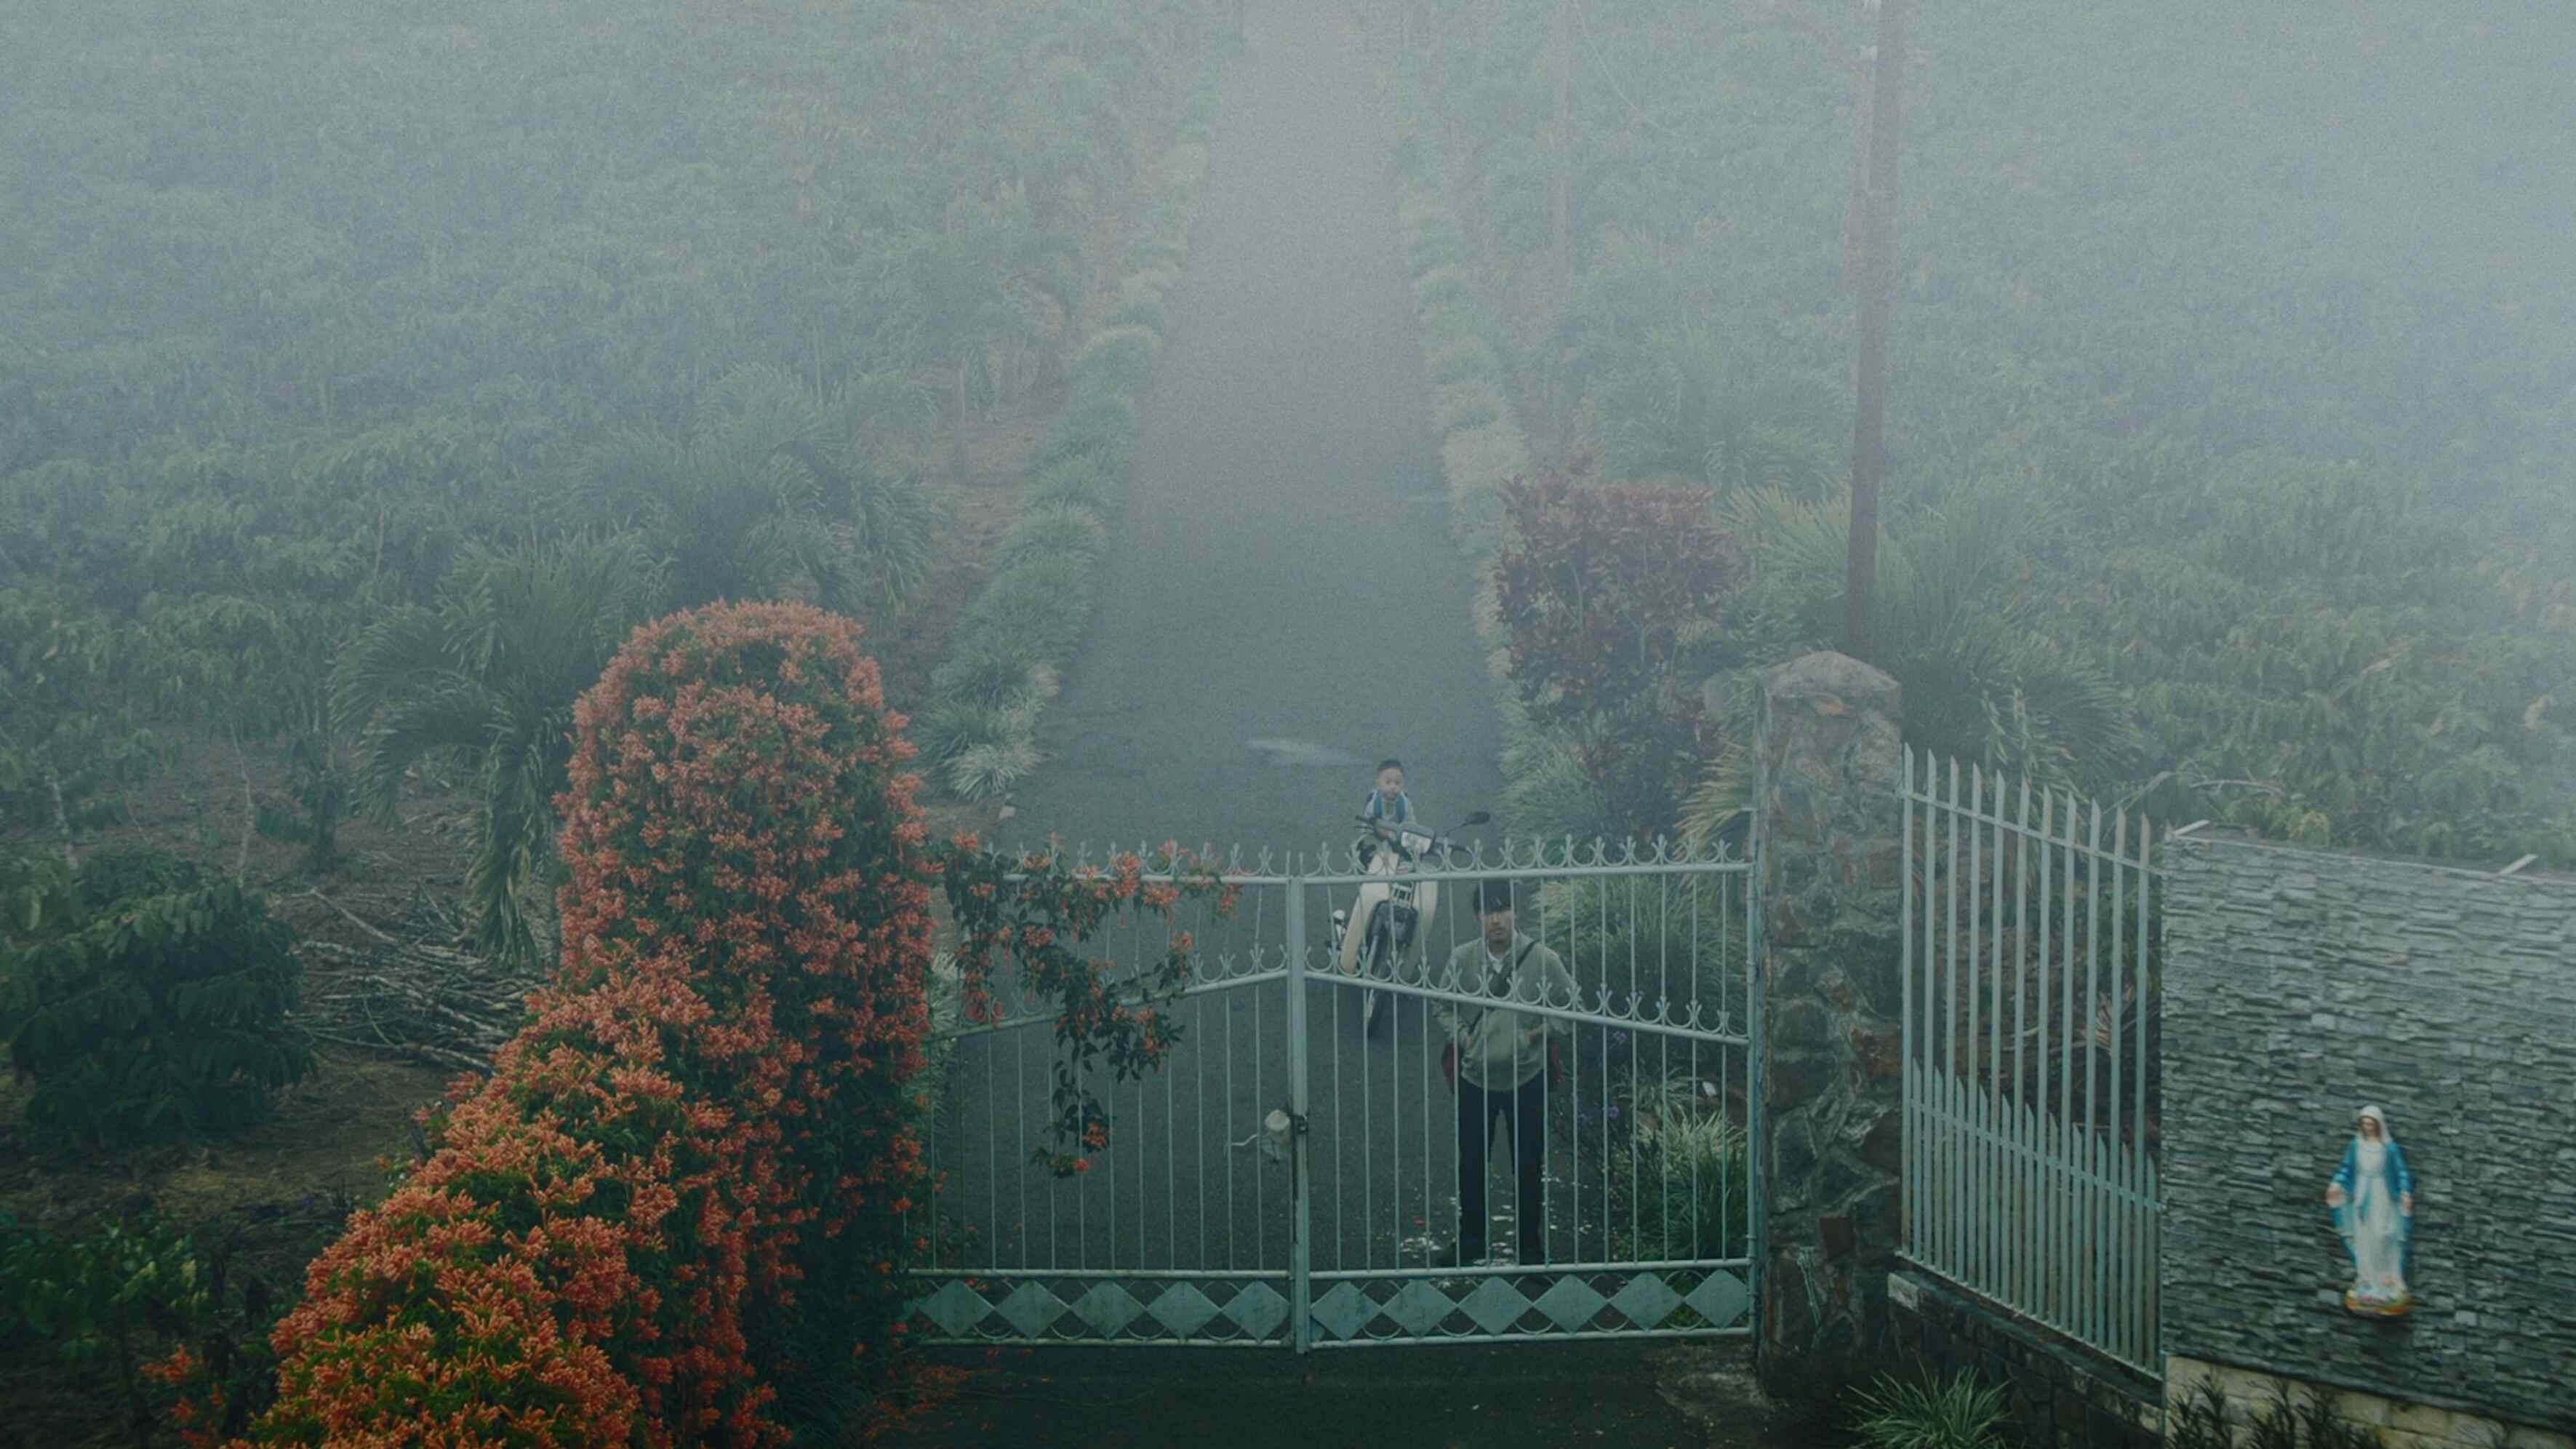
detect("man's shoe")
[1429,1243,1479,1269]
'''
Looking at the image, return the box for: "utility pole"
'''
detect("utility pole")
[1844,0,1906,656]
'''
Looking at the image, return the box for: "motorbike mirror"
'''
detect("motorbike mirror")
[1459,811,1492,828]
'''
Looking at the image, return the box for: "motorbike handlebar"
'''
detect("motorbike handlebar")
[1350,810,1491,860]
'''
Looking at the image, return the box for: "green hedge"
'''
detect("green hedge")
[929,631,1060,711]
[1031,393,1142,473]
[1023,454,1125,515]
[1068,325,1164,402]
[1378,68,1566,836]
[962,554,1097,660]
[920,64,1227,799]
[996,500,1111,570]
[913,696,1044,767]
[2,879,314,1147]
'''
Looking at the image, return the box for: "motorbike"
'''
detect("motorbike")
[1331,809,1489,1037]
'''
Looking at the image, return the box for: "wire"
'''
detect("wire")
[1568,0,1693,142]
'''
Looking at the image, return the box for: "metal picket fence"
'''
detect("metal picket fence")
[1899,749,2162,1374]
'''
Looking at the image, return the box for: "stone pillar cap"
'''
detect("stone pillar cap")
[1761,651,1900,714]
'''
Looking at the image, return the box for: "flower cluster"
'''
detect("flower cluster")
[172,602,943,1445]
[933,839,1240,1176]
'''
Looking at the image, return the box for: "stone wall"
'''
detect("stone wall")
[1752,652,1907,1371]
[2160,831,2576,1435]
[1888,1269,2161,1449]
[2167,1357,2575,1449]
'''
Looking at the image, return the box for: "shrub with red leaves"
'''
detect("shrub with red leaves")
[173,602,944,1447]
[1492,460,1747,838]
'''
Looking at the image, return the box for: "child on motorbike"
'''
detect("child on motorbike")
[1354,759,1414,870]
[1343,758,1417,980]
[1359,758,1412,847]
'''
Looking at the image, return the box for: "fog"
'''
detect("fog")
[2,0,2573,1437]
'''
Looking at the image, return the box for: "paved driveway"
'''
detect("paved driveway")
[933,0,1520,1287]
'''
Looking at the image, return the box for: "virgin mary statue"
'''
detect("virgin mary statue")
[2323,1105,2414,1315]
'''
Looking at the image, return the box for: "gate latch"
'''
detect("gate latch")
[1239,1108,1306,1164]
[1265,1106,1308,1148]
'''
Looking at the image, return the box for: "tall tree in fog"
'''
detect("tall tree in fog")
[332,532,664,967]
[139,483,380,876]
[0,587,156,874]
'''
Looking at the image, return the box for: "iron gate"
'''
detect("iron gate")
[1899,748,2162,1373]
[905,836,1761,1350]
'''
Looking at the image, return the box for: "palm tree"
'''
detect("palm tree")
[1594,322,1841,497]
[572,364,947,619]
[1679,479,2138,847]
[332,531,665,968]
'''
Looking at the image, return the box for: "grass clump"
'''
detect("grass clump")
[929,634,1060,711]
[1851,1372,2013,1449]
[996,500,1110,570]
[946,739,1041,802]
[959,554,1095,660]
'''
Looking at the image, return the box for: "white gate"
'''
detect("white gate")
[905,836,1761,1350]
[1899,749,2163,1373]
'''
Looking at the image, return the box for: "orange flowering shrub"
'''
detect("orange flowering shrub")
[935,839,1239,1176]
[184,602,942,1446]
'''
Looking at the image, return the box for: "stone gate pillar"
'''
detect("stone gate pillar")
[1752,651,1906,1376]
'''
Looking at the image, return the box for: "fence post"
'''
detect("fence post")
[1753,651,1906,1376]
[1284,877,1312,1354]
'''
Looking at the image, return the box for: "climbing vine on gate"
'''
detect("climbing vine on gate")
[935,839,1241,1177]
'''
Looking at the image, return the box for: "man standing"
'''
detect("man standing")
[1433,878,1577,1267]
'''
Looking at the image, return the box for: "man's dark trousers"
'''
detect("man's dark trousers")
[1456,1073,1546,1264]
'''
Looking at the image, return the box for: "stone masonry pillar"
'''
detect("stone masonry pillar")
[1753,651,1906,1376]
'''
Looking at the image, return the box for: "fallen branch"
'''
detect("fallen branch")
[303,887,400,945]
[296,1023,495,1077]
[292,932,540,1077]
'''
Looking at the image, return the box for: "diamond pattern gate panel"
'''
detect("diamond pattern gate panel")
[906,851,1303,1347]
[1298,839,1758,1347]
[904,837,1761,1352]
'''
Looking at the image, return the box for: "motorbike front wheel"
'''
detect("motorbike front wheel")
[1358,933,1391,1038]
